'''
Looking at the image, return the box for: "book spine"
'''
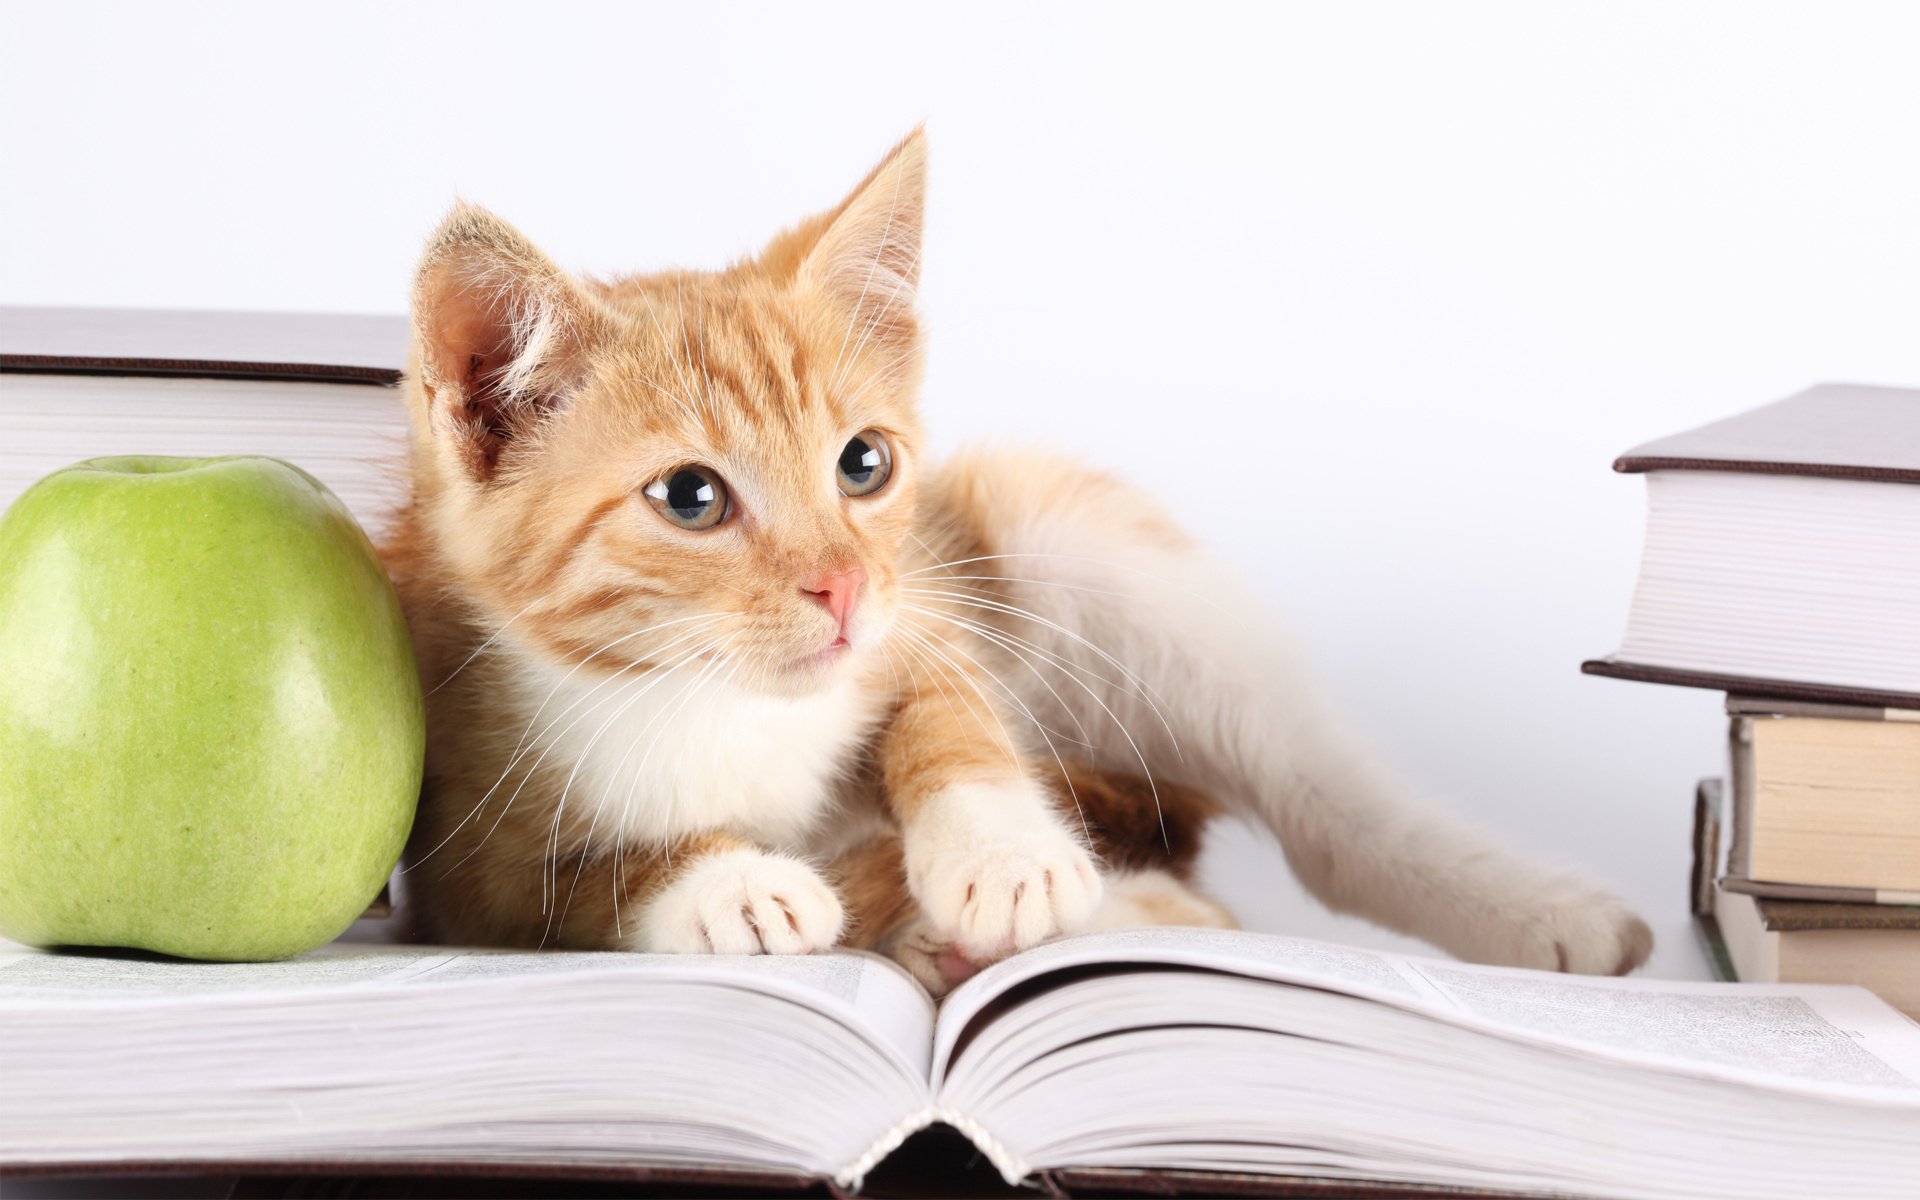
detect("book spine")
[836,1107,937,1190]
[835,1108,1031,1191]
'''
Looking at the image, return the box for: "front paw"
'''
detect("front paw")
[884,916,990,999]
[1466,876,1653,976]
[636,848,845,955]
[904,780,1103,961]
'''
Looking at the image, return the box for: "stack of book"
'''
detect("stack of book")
[1585,383,1920,1017]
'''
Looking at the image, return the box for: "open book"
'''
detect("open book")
[6,928,1920,1199]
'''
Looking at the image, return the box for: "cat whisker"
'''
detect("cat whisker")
[534,632,735,938]
[900,586,1180,756]
[404,613,728,870]
[457,633,720,888]
[675,276,717,421]
[904,551,1242,622]
[896,611,1091,839]
[422,626,725,878]
[830,241,924,397]
[900,595,1173,849]
[901,605,1097,748]
[597,635,747,939]
[831,343,920,412]
[499,612,732,770]
[901,589,1151,709]
[592,632,737,863]
[877,638,908,708]
[694,276,721,419]
[888,628,992,750]
[606,650,732,935]
[826,160,907,389]
[902,551,1135,579]
[636,292,709,425]
[427,597,542,695]
[622,639,739,842]
[904,573,1138,603]
[891,625,1022,769]
[617,373,704,429]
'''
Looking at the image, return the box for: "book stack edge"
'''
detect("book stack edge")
[1592,383,1920,1017]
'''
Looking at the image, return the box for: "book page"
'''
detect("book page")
[932,927,1920,1101]
[934,927,1420,1077]
[0,943,936,1083]
[1403,958,1920,1094]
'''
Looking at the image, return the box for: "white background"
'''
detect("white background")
[6,1,1920,977]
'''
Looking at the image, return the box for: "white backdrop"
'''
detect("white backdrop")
[6,1,1919,977]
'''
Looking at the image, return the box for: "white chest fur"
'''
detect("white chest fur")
[513,652,887,850]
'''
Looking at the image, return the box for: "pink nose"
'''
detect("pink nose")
[801,567,866,637]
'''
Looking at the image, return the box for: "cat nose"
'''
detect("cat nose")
[800,567,866,636]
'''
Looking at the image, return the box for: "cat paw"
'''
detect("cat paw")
[636,848,845,955]
[1466,878,1653,976]
[885,917,990,998]
[904,780,1103,960]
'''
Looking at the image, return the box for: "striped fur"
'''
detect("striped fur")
[386,130,1650,991]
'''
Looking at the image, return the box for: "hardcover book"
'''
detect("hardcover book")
[1693,778,1920,1020]
[1583,383,1920,709]
[0,306,411,535]
[1725,699,1920,902]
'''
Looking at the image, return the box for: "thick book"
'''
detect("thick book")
[1725,699,1920,902]
[1713,889,1920,1021]
[0,305,407,383]
[6,929,1920,1200]
[1582,382,1920,709]
[0,307,411,536]
[1692,777,1920,1019]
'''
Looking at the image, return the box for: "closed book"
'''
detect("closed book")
[1727,700,1920,900]
[1712,889,1920,1020]
[1582,383,1920,709]
[0,306,411,537]
[1692,777,1920,1018]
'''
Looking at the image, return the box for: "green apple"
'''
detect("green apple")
[0,456,423,960]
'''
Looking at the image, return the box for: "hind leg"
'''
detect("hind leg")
[926,448,1652,976]
[1085,868,1236,933]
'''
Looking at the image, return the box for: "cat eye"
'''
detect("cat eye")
[643,467,730,531]
[837,430,893,497]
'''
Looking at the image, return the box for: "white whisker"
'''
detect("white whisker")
[426,626,724,879]
[428,597,541,695]
[901,586,1181,757]
[898,610,1090,839]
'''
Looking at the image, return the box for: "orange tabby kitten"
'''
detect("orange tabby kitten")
[386,131,1651,992]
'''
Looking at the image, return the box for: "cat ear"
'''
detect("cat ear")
[410,204,604,480]
[797,129,927,352]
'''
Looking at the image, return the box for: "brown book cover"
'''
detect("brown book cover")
[1579,661,1920,713]
[1611,382,1920,484]
[1587,383,1920,710]
[0,305,407,384]
[1746,899,1920,934]
[1724,695,1920,722]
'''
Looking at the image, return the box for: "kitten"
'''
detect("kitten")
[385,130,1651,992]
